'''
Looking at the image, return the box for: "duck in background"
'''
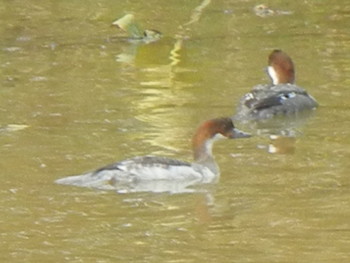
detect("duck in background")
[55,118,250,193]
[234,49,318,122]
[233,50,318,153]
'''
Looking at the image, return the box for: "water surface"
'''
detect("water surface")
[1,0,350,262]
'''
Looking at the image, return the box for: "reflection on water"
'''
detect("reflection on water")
[116,180,215,195]
[0,124,29,133]
[267,135,296,154]
[237,111,317,154]
[112,0,213,152]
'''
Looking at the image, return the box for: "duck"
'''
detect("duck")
[55,117,250,193]
[234,49,318,121]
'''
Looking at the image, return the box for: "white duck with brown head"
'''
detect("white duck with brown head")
[55,118,250,193]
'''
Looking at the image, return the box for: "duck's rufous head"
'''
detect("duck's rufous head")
[267,49,295,85]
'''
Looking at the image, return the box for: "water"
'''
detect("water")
[1,0,350,262]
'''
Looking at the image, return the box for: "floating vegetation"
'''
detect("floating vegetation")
[253,4,293,18]
[112,14,162,43]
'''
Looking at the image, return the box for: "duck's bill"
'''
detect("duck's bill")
[232,128,251,138]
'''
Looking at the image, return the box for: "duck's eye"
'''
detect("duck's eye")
[280,92,296,100]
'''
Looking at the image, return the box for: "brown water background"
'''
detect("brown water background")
[1,0,350,262]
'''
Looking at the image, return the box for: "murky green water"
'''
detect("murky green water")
[1,0,350,262]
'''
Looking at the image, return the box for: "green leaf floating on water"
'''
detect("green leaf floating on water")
[112,14,162,43]
[112,14,144,38]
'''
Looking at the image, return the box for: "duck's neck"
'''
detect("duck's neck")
[193,138,219,175]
